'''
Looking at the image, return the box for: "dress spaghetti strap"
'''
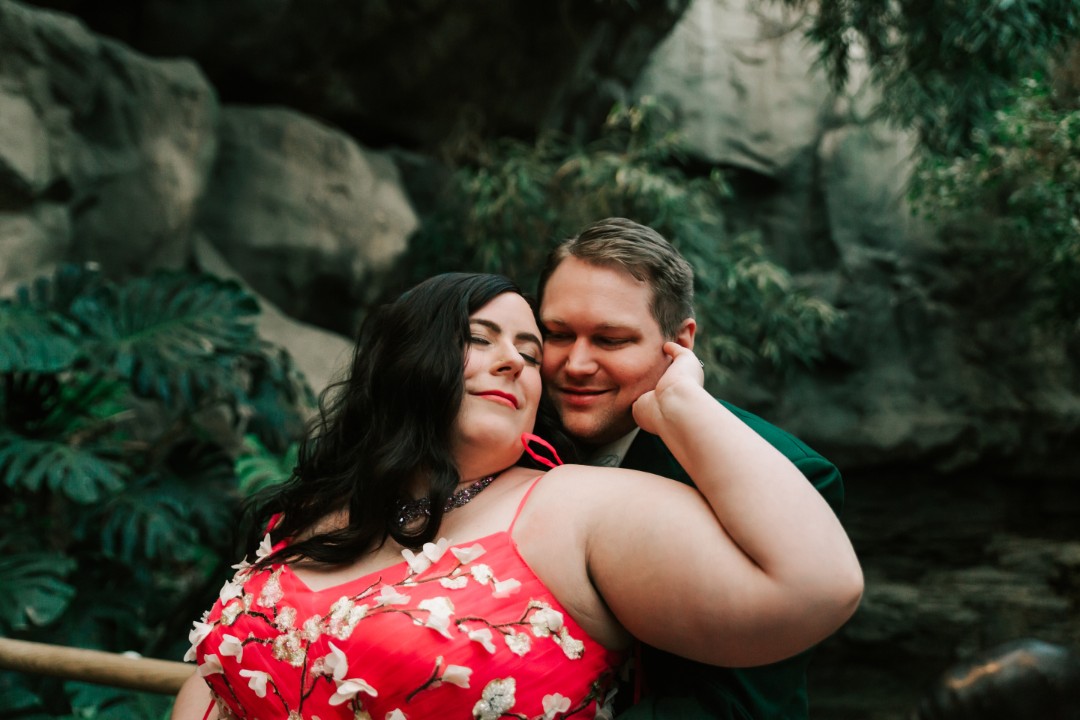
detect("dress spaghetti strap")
[507,475,545,535]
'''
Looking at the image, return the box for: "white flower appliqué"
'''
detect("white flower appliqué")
[437,656,472,688]
[467,627,497,654]
[322,641,349,681]
[239,669,271,698]
[197,654,223,677]
[491,578,521,598]
[543,693,571,719]
[375,585,411,607]
[218,634,244,662]
[401,548,433,575]
[450,543,486,564]
[255,533,274,561]
[329,677,378,706]
[184,620,213,662]
[504,631,532,657]
[472,677,516,720]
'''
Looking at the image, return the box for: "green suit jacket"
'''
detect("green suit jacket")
[616,399,844,720]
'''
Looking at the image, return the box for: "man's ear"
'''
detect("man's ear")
[674,318,696,350]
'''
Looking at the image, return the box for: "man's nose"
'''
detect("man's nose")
[563,340,597,375]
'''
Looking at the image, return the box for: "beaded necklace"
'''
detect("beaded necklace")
[396,474,497,527]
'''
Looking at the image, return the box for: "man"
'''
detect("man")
[537,217,844,719]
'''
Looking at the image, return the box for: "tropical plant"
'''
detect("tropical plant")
[911,74,1080,336]
[401,97,840,383]
[0,265,313,717]
[777,0,1080,155]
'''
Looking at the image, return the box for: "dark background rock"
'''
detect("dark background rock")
[22,0,691,149]
[2,1,1078,716]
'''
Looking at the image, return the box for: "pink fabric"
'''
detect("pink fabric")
[193,479,622,718]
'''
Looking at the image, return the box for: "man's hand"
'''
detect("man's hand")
[631,342,705,435]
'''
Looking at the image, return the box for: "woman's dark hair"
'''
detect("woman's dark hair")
[914,638,1080,720]
[250,273,529,566]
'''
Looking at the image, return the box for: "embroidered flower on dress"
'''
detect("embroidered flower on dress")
[418,596,455,638]
[504,631,532,657]
[322,641,349,681]
[491,578,521,598]
[328,597,370,639]
[450,543,486,564]
[543,693,571,719]
[439,576,469,589]
[218,579,244,604]
[472,678,516,720]
[470,564,494,584]
[239,669,271,698]
[230,556,252,580]
[220,601,243,625]
[218,634,244,662]
[258,568,285,607]
[401,548,432,575]
[467,627,497,654]
[272,630,305,667]
[184,621,213,662]
[434,655,472,688]
[276,606,297,630]
[302,614,323,642]
[255,533,274,561]
[422,538,451,563]
[556,628,585,660]
[198,654,223,677]
[374,586,410,606]
[328,677,378,706]
[529,605,564,637]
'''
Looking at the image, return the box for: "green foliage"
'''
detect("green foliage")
[235,434,299,496]
[777,0,1080,154]
[404,98,839,379]
[911,76,1080,333]
[0,265,313,718]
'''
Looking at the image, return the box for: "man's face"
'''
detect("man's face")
[539,256,694,446]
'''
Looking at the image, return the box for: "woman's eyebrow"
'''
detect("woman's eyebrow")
[471,319,541,348]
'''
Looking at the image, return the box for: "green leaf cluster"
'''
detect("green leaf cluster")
[911,75,1080,334]
[0,266,313,717]
[402,97,840,381]
[779,0,1080,154]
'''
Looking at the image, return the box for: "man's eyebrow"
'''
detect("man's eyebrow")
[541,317,637,333]
[471,318,542,348]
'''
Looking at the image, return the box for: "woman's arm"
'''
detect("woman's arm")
[577,343,863,667]
[171,672,214,720]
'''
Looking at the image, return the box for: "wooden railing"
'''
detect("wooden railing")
[0,637,193,695]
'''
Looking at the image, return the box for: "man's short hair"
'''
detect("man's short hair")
[538,217,695,338]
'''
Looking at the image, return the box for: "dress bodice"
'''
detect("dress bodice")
[188,480,624,719]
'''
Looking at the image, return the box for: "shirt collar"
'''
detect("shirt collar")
[586,427,641,467]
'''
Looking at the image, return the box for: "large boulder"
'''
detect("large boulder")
[0,0,217,286]
[196,106,418,331]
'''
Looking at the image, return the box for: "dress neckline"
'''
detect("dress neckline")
[280,529,509,595]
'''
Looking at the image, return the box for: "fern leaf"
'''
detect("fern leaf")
[0,302,80,373]
[71,271,262,407]
[236,435,298,496]
[0,551,76,632]
[100,486,199,565]
[0,434,126,503]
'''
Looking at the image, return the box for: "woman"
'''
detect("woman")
[172,273,862,719]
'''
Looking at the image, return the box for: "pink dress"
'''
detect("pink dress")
[189,478,624,719]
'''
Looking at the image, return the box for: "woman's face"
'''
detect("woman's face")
[451,292,544,468]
